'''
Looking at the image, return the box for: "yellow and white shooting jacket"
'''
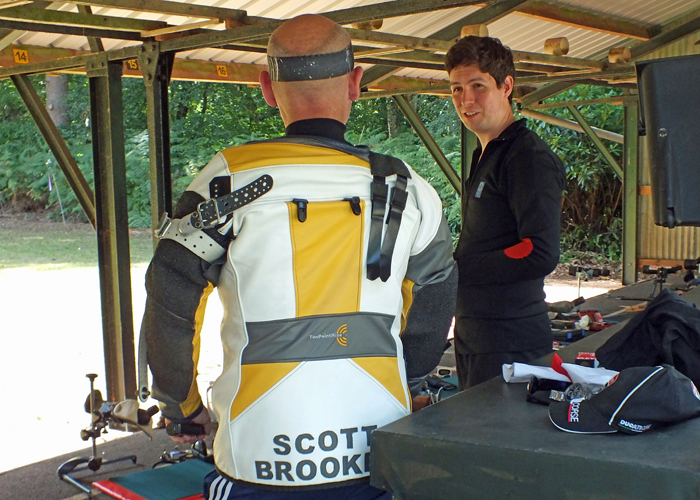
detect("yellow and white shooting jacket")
[143,131,456,490]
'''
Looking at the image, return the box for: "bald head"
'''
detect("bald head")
[259,14,363,126]
[268,14,351,58]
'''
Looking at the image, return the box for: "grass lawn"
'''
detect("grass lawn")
[0,214,155,269]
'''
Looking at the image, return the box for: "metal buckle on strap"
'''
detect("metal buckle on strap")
[155,212,172,238]
[191,199,220,229]
[191,174,273,229]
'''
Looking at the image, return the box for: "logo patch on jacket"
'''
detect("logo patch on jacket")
[336,324,348,347]
[309,324,348,347]
[474,181,486,199]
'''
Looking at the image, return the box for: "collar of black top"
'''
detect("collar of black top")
[267,45,354,82]
[548,364,700,434]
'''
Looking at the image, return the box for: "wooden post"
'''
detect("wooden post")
[351,19,383,30]
[224,18,245,30]
[544,37,569,56]
[460,24,488,38]
[609,47,632,63]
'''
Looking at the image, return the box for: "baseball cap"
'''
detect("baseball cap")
[548,364,700,434]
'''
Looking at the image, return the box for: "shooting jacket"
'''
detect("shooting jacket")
[142,119,456,490]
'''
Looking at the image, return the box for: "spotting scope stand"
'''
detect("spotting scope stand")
[57,373,145,499]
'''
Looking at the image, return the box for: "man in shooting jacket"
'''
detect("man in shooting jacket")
[142,14,456,500]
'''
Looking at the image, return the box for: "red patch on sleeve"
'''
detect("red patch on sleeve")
[503,238,533,259]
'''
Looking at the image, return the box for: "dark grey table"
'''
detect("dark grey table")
[370,285,700,500]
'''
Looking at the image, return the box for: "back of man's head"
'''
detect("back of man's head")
[263,15,360,124]
[268,14,350,60]
[445,36,515,102]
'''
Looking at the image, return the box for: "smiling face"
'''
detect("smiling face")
[449,63,515,148]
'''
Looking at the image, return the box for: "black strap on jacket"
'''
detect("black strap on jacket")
[367,175,388,280]
[380,173,408,281]
[368,151,410,282]
[247,136,411,282]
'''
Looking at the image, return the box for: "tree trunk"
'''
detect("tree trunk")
[387,100,402,138]
[45,74,69,128]
[410,94,421,115]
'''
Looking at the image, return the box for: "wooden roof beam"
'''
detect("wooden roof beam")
[516,1,654,40]
[69,0,247,22]
[0,1,30,9]
[526,95,637,110]
[0,18,143,39]
[431,0,530,40]
[516,66,635,85]
[0,44,445,92]
[0,25,632,79]
[630,8,700,60]
[217,26,620,76]
[76,5,104,52]
[156,0,495,55]
[360,0,531,88]
[0,0,634,81]
[0,28,22,50]
[519,81,579,106]
[360,84,451,99]
[323,0,485,27]
[0,5,168,31]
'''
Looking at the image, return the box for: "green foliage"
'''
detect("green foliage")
[0,76,50,209]
[1,76,623,260]
[0,78,284,226]
[347,96,388,143]
[525,85,625,260]
[347,96,463,240]
[165,82,285,212]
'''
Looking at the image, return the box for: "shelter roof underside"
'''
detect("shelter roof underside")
[2,0,700,102]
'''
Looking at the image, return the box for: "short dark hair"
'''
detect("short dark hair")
[445,36,516,102]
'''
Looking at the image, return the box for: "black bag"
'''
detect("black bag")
[596,289,700,387]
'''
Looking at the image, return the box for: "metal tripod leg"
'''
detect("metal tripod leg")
[58,455,138,498]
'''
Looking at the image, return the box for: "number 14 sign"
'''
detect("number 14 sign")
[13,49,29,64]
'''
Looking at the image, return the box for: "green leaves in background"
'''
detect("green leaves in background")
[525,85,625,260]
[0,76,624,260]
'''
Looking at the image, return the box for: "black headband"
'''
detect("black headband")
[267,45,354,82]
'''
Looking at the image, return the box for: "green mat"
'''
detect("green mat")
[93,460,215,500]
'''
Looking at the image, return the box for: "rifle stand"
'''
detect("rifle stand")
[648,269,671,299]
[57,374,138,499]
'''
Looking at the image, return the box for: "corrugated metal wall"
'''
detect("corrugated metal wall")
[636,11,700,263]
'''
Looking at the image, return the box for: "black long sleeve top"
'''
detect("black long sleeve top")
[455,119,566,322]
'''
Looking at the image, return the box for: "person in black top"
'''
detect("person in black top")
[445,36,566,390]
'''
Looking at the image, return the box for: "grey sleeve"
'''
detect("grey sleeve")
[402,217,457,379]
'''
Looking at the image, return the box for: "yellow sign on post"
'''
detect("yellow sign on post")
[13,49,29,64]
[216,65,228,77]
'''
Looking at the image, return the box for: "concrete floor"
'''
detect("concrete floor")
[0,265,610,499]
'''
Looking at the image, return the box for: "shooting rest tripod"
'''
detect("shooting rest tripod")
[642,265,683,299]
[57,373,144,499]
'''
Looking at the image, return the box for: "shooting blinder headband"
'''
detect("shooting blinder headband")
[267,45,354,82]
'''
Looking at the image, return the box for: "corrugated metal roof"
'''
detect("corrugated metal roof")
[7,0,700,84]
[554,0,695,24]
